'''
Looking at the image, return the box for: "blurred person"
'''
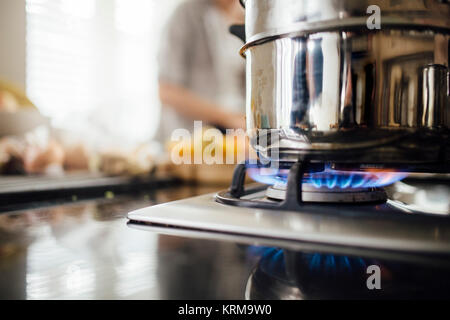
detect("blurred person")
[156,0,246,144]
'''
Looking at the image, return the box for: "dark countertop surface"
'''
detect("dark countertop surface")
[0,184,257,300]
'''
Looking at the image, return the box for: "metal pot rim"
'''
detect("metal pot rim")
[240,17,450,56]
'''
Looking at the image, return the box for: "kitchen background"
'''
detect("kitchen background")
[1,0,189,177]
[0,0,253,300]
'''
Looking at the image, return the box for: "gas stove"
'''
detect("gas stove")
[127,158,450,299]
[129,160,450,251]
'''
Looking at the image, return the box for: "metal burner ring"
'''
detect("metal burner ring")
[266,184,387,203]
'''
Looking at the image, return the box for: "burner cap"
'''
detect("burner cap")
[265,183,387,203]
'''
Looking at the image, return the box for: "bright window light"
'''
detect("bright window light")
[26,0,183,147]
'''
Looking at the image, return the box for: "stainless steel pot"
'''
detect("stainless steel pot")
[239,0,450,167]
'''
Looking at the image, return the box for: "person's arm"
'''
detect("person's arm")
[157,3,245,131]
[159,81,245,130]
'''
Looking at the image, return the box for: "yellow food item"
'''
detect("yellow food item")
[0,79,36,109]
[166,126,257,164]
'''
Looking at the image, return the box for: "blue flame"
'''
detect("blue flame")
[303,253,370,275]
[248,247,286,278]
[248,247,370,277]
[247,166,407,190]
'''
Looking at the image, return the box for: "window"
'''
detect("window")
[26,0,183,146]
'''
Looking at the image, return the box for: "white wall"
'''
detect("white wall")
[0,0,26,89]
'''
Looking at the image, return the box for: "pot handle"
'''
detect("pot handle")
[229,24,246,43]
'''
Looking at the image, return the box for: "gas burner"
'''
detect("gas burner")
[245,162,408,204]
[216,160,404,209]
[129,160,450,256]
[265,182,387,203]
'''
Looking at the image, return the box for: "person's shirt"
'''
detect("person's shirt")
[156,0,245,143]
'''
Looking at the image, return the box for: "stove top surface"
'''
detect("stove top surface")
[128,180,450,260]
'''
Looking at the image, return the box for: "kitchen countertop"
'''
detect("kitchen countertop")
[0,184,257,300]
